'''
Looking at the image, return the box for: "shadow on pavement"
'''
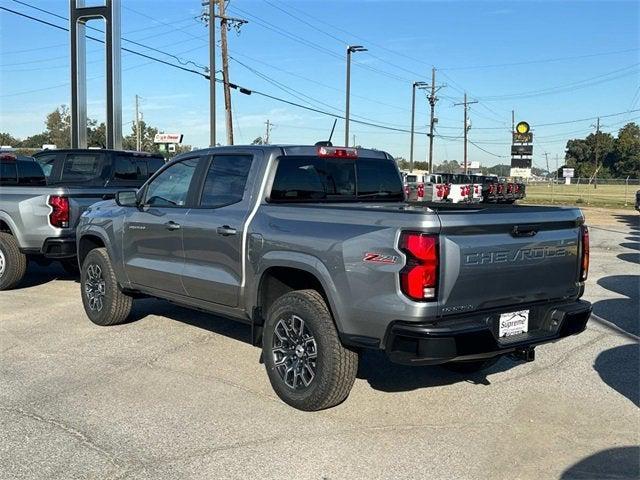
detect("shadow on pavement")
[357,349,519,393]
[592,275,640,337]
[617,252,639,264]
[593,344,639,407]
[16,261,79,289]
[561,446,640,480]
[129,297,251,344]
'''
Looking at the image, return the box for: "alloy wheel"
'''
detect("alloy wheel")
[84,263,106,312]
[272,314,318,390]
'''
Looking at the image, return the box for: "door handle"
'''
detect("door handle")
[164,221,181,231]
[217,225,237,236]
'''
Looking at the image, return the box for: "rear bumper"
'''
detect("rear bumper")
[384,300,592,365]
[41,236,77,259]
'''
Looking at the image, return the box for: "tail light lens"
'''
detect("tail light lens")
[417,183,424,198]
[444,184,451,197]
[435,184,443,198]
[580,226,589,281]
[404,185,410,197]
[48,195,69,228]
[399,232,438,301]
[317,146,358,158]
[474,185,479,194]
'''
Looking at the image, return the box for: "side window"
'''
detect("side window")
[62,153,102,182]
[113,155,137,180]
[0,162,18,185]
[34,153,57,179]
[144,158,198,207]
[200,155,253,208]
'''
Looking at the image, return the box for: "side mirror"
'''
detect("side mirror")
[115,190,138,207]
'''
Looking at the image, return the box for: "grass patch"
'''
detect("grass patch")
[521,183,637,209]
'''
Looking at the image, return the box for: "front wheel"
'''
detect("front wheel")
[81,248,132,326]
[263,289,358,411]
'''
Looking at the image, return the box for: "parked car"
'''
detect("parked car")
[635,190,639,211]
[0,149,164,290]
[77,145,591,411]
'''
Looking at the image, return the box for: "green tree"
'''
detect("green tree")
[45,105,71,148]
[613,122,640,178]
[0,132,20,147]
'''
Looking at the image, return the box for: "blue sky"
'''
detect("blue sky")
[1,0,639,169]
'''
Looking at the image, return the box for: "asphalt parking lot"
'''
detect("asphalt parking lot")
[1,209,638,480]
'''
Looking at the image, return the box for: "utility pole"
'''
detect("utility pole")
[264,119,272,144]
[511,109,515,133]
[208,0,216,147]
[345,45,367,147]
[135,94,141,151]
[427,67,445,173]
[544,152,549,177]
[454,93,478,174]
[409,81,428,172]
[593,117,600,189]
[218,0,233,145]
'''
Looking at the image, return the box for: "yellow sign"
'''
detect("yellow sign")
[516,121,530,134]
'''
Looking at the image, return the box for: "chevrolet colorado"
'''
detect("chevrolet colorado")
[77,145,592,411]
[0,149,163,290]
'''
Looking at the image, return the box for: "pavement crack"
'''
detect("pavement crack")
[0,406,130,472]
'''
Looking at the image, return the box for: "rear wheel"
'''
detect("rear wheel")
[444,357,500,374]
[81,248,132,326]
[0,232,27,291]
[263,289,358,411]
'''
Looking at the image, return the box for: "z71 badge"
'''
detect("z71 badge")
[363,253,399,264]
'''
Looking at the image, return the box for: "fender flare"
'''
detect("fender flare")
[248,251,348,332]
[0,211,25,247]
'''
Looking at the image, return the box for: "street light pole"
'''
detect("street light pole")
[409,81,427,173]
[345,45,366,147]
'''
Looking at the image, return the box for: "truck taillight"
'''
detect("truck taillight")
[399,232,438,301]
[48,195,69,228]
[580,226,589,281]
[417,183,424,198]
[435,184,444,197]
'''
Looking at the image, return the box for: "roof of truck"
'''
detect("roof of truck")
[182,144,393,160]
[32,149,163,158]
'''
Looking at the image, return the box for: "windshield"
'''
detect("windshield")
[270,156,403,202]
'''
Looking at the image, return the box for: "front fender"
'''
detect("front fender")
[77,220,128,288]
[247,250,348,333]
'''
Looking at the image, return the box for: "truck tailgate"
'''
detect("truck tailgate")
[436,207,583,316]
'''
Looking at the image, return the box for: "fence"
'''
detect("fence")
[523,177,639,208]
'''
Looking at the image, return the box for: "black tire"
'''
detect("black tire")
[60,258,80,276]
[0,232,28,291]
[444,356,500,374]
[263,289,358,411]
[80,248,132,326]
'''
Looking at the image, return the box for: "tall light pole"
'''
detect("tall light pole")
[345,45,367,147]
[409,81,428,173]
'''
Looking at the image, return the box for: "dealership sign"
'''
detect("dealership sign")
[510,167,531,178]
[562,168,575,178]
[154,133,183,144]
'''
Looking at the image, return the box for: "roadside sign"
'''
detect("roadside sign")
[562,168,574,178]
[168,144,176,153]
[154,133,183,144]
[511,157,532,168]
[510,167,531,178]
[515,121,530,134]
[41,144,57,150]
[511,145,533,156]
[513,132,533,143]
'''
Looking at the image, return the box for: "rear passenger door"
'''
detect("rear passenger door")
[181,152,257,307]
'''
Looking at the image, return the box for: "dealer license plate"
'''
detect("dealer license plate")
[499,310,529,338]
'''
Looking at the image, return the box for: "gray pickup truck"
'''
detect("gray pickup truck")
[77,145,592,411]
[0,149,164,290]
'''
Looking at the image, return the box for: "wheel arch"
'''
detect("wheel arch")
[250,256,347,347]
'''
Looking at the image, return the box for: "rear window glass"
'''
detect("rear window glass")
[17,160,46,186]
[270,157,403,202]
[61,153,102,182]
[34,153,57,179]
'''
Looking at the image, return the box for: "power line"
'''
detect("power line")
[7,1,208,70]
[439,47,640,71]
